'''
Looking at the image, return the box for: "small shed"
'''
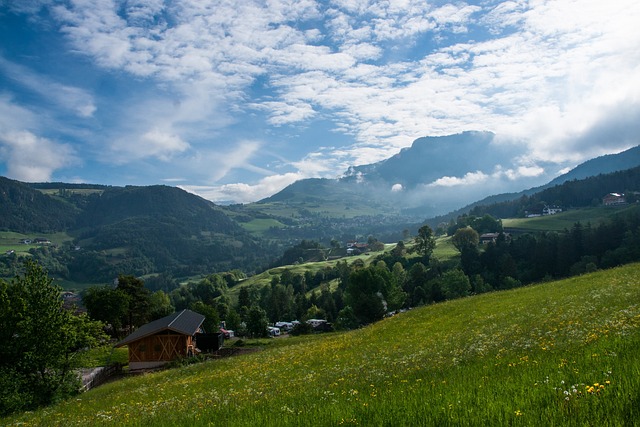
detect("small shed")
[115,309,205,371]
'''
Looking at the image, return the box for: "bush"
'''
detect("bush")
[290,322,313,336]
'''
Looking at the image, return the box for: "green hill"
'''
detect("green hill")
[253,178,401,218]
[427,163,640,227]
[502,204,638,232]
[0,180,271,284]
[69,186,268,281]
[5,263,639,426]
[0,177,79,233]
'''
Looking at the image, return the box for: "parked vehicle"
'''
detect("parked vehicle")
[267,326,281,337]
[275,321,294,332]
[220,328,234,339]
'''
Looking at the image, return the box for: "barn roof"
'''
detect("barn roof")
[115,309,205,348]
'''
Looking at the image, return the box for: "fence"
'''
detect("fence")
[79,364,122,392]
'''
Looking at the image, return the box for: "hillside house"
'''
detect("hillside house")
[603,193,626,206]
[480,232,511,245]
[542,205,562,215]
[115,309,205,371]
[346,241,368,255]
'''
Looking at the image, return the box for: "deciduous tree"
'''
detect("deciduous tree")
[82,285,129,336]
[440,269,471,300]
[414,224,436,259]
[116,274,151,331]
[0,261,106,415]
[245,305,268,338]
[451,226,479,252]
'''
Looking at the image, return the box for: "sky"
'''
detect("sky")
[0,0,639,204]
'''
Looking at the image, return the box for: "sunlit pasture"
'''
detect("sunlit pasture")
[4,263,640,426]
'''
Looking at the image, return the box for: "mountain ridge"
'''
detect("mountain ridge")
[263,132,640,219]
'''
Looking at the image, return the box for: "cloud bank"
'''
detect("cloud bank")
[0,0,638,202]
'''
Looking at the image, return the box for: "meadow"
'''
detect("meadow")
[225,244,398,302]
[502,205,635,232]
[0,231,74,254]
[4,262,639,426]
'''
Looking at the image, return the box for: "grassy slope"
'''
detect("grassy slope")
[226,247,390,304]
[5,263,640,426]
[226,237,463,304]
[0,231,74,254]
[502,204,635,232]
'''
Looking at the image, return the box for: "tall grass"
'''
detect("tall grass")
[4,263,640,426]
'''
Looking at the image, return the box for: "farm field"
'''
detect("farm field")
[0,231,74,250]
[502,204,636,232]
[432,235,457,261]
[4,262,639,426]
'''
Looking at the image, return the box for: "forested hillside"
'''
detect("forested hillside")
[429,165,640,224]
[0,182,271,283]
[0,177,78,233]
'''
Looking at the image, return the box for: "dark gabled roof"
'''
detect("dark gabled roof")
[115,309,205,348]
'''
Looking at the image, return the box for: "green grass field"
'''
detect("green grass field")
[432,235,458,261]
[502,205,636,232]
[37,188,104,197]
[4,263,639,426]
[237,218,287,235]
[0,231,74,251]
[238,199,396,221]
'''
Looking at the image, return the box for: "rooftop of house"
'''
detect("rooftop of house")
[115,309,205,348]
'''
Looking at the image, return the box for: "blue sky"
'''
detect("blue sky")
[1,0,639,204]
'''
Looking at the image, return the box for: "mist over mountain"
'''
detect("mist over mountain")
[545,144,640,186]
[267,132,566,218]
[342,131,505,187]
[431,144,640,222]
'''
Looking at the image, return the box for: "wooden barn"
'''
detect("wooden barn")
[115,309,205,371]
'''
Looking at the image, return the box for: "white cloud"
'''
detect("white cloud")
[5,0,640,203]
[430,3,481,32]
[253,101,317,126]
[0,94,37,131]
[0,56,96,117]
[140,129,189,159]
[0,131,75,182]
[391,183,403,192]
[427,171,489,188]
[426,165,545,188]
[510,165,544,179]
[182,172,304,204]
[109,128,189,163]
